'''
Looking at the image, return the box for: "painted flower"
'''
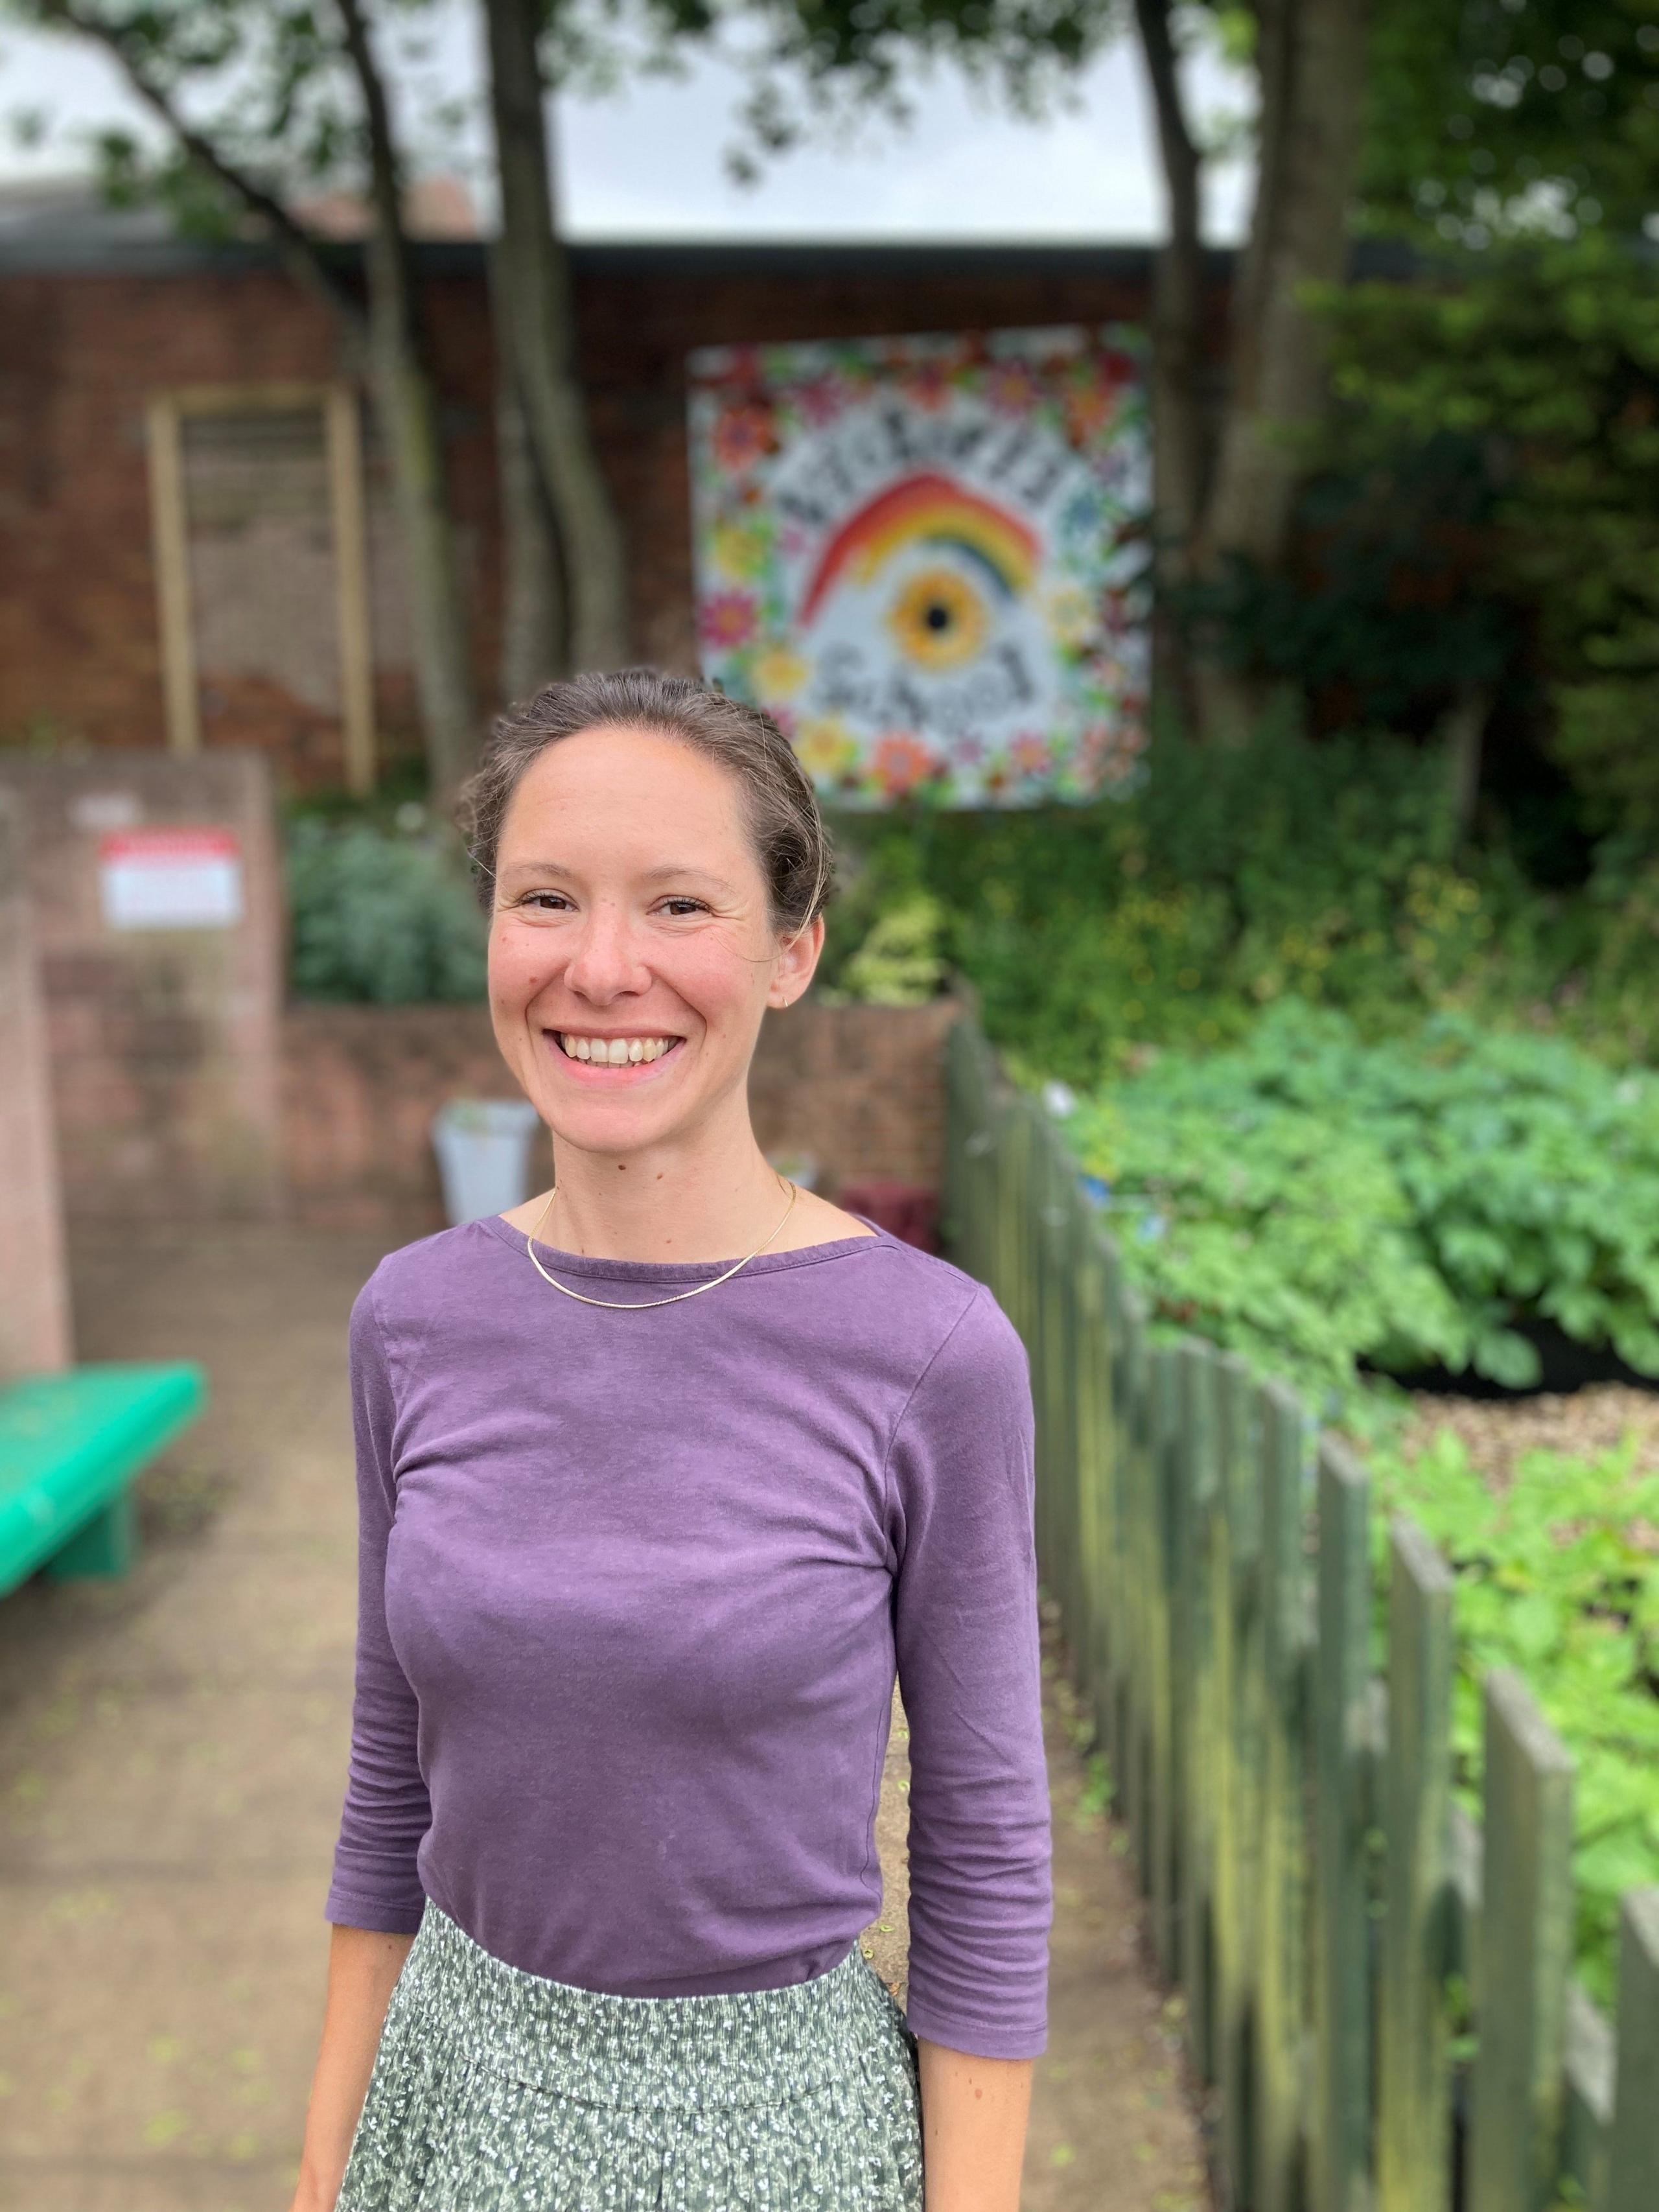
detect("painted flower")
[699,590,759,649]
[710,520,771,583]
[1062,488,1107,539]
[713,402,777,472]
[1063,377,1118,447]
[795,716,861,782]
[872,731,942,800]
[750,645,810,703]
[1044,582,1097,651]
[986,360,1041,416]
[886,568,988,671]
[1010,730,1054,778]
[907,360,951,413]
[797,375,848,427]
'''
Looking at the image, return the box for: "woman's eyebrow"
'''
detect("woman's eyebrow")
[636,863,734,892]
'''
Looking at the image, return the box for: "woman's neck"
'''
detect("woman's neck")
[526,1112,791,1266]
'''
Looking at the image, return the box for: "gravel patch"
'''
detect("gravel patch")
[1400,1382,1659,1491]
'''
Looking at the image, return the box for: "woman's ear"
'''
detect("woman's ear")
[768,914,826,1008]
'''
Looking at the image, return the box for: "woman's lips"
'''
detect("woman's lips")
[541,1031,687,1080]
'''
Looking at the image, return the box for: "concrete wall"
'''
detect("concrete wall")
[282,995,962,1236]
[0,789,72,1375]
[0,752,284,1221]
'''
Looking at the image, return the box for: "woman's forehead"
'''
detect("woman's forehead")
[510,727,741,813]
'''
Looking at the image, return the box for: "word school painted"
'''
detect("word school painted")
[688,327,1150,808]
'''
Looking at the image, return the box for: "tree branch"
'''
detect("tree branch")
[39,0,365,364]
[332,0,415,343]
[1132,0,1209,557]
[1133,0,1201,261]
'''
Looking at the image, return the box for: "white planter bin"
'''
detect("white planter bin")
[432,1098,542,1226]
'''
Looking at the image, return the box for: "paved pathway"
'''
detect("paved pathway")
[0,1227,1207,2211]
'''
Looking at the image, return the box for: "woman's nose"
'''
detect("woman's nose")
[563,906,647,1001]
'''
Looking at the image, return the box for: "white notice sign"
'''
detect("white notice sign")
[99,828,244,931]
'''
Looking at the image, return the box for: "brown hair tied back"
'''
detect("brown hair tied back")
[457,668,836,940]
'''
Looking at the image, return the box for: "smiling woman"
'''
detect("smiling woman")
[288,669,1051,2212]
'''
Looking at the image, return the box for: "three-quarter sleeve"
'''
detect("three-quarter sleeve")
[888,1285,1052,2059]
[323,1277,432,1932]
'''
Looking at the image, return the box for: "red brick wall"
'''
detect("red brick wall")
[0,752,284,1222]
[0,242,1161,789]
[0,790,72,1375]
[281,994,964,1236]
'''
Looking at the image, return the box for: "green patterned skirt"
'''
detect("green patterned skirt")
[336,1902,925,2211]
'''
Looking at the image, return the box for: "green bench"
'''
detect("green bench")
[0,1363,207,1598]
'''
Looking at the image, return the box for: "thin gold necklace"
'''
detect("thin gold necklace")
[523,1176,798,1310]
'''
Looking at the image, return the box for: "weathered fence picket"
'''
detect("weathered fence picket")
[936,1016,1654,2211]
[1376,1518,1455,2212]
[1252,1379,1308,2212]
[1310,1440,1373,2212]
[1467,1670,1576,2212]
[1214,1354,1264,2188]
[1176,1339,1219,2077]
[1608,1891,1659,2212]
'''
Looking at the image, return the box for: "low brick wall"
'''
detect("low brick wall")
[0,751,284,1223]
[281,996,963,1235]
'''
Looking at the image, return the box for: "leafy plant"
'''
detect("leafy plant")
[286,817,487,1004]
[822,891,948,1007]
[1058,1001,1659,1416]
[1375,1428,1659,2008]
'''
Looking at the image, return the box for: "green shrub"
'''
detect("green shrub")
[1374,1428,1659,2010]
[822,890,947,1007]
[1060,1003,1659,1417]
[833,714,1610,1087]
[286,818,487,1004]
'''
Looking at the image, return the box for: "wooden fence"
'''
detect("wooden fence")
[942,1017,1659,2212]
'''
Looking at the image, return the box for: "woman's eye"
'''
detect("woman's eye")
[659,898,708,918]
[519,892,572,912]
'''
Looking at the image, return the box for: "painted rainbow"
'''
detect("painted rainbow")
[799,472,1040,623]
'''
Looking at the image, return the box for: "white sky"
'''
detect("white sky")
[0,8,1253,244]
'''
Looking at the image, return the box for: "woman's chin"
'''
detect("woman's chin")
[527,1031,704,1150]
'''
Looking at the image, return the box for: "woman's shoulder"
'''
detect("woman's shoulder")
[351,1221,509,1336]
[839,1231,1025,1377]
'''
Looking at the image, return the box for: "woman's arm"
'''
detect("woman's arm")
[917,2040,1034,2212]
[288,1926,414,2212]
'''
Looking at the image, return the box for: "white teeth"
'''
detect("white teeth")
[559,1034,676,1065]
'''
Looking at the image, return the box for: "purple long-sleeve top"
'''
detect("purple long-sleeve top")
[325,1215,1052,2060]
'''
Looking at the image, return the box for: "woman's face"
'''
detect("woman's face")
[487,724,821,1158]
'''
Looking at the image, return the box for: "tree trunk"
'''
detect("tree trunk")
[1199,0,1368,576]
[1442,682,1492,839]
[493,249,568,705]
[337,0,480,800]
[1133,0,1209,572]
[483,0,631,673]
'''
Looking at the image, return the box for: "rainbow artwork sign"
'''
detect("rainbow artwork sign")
[688,327,1150,808]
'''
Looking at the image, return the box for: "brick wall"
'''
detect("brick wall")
[282,995,964,1236]
[0,790,72,1376]
[0,752,284,1222]
[0,240,1168,787]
